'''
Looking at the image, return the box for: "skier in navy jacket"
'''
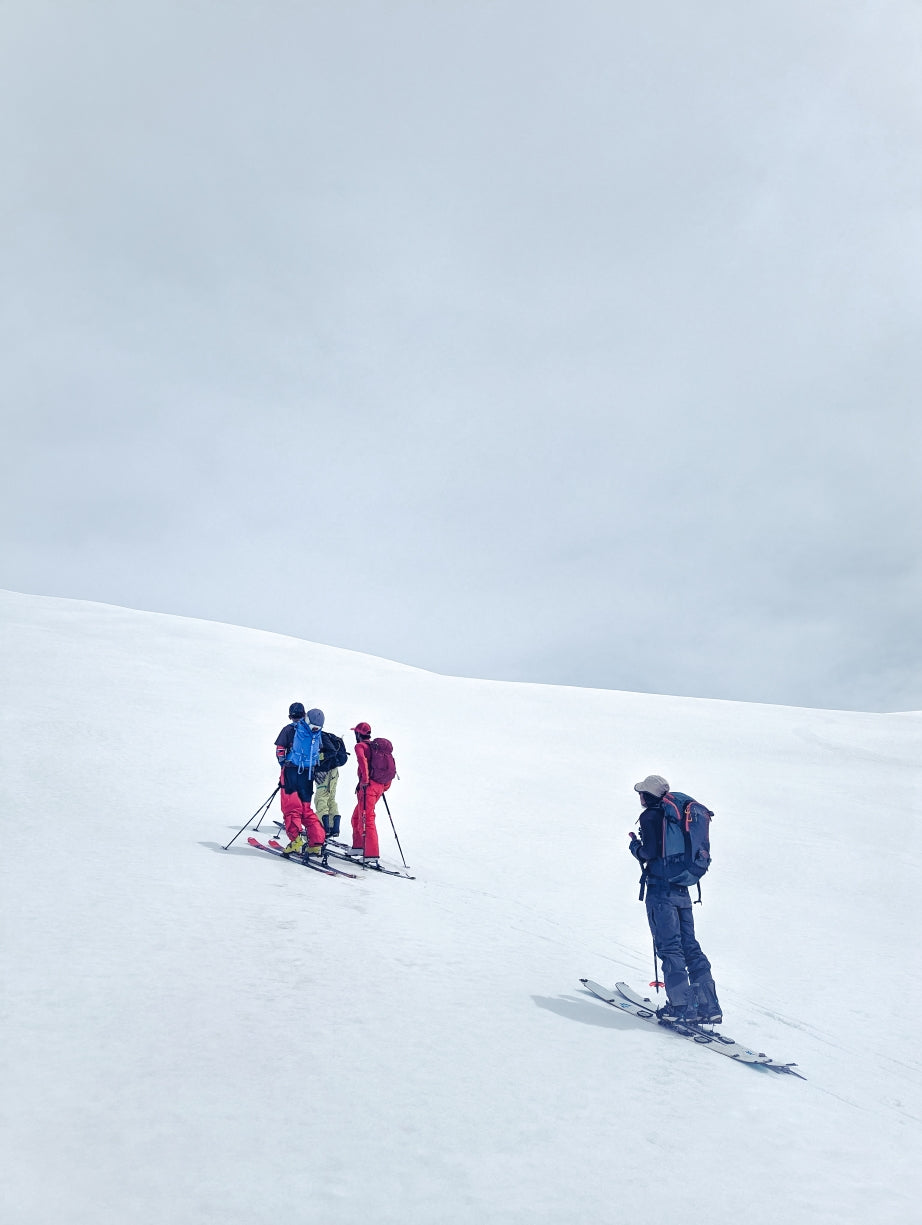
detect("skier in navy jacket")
[274,703,327,855]
[629,773,722,1025]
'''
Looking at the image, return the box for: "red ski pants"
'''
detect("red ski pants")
[280,788,326,847]
[351,781,389,858]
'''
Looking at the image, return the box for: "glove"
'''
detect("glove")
[314,771,328,784]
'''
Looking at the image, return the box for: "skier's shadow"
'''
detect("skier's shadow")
[200,840,263,856]
[532,991,637,1030]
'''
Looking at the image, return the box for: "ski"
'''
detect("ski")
[323,844,415,879]
[247,836,350,878]
[580,979,805,1078]
[265,839,357,877]
[326,838,362,852]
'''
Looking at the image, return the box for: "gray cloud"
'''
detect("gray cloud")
[2,1,921,710]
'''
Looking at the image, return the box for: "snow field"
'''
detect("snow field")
[1,589,919,1224]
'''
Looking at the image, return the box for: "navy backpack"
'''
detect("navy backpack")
[661,790,713,897]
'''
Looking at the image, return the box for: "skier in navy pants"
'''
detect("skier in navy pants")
[629,773,722,1025]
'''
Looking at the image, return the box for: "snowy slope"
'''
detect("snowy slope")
[1,589,920,1225]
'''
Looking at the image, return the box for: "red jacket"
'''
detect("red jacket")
[354,739,371,786]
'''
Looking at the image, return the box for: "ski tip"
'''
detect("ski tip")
[773,1062,807,1080]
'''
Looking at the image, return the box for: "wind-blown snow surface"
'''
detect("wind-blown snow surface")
[1,590,920,1224]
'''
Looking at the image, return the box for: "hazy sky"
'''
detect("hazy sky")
[2,1,921,711]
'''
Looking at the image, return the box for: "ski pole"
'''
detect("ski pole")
[223,785,280,850]
[380,793,408,868]
[252,781,281,833]
[650,937,665,994]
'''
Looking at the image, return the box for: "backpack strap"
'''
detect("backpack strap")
[682,798,703,903]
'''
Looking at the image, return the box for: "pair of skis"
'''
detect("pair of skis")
[247,836,356,877]
[581,980,805,1078]
[323,838,415,879]
[269,821,415,878]
[250,834,414,880]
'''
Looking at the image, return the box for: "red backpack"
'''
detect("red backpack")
[368,738,397,784]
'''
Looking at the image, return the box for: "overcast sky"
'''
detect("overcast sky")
[2,1,920,712]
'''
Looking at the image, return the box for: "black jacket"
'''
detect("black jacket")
[630,800,669,883]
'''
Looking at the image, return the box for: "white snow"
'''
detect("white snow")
[1,589,919,1224]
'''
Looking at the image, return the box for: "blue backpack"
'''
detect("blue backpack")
[286,721,322,776]
[661,790,713,894]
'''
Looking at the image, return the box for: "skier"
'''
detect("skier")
[274,703,327,856]
[629,774,722,1025]
[346,721,396,867]
[309,711,349,840]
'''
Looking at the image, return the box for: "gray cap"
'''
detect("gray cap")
[306,708,325,728]
[633,774,670,798]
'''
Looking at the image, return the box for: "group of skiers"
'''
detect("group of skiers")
[273,701,719,1025]
[274,703,396,867]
